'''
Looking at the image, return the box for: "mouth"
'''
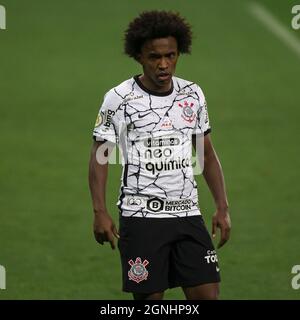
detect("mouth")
[157,73,171,81]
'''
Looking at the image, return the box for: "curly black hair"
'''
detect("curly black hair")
[124,10,192,59]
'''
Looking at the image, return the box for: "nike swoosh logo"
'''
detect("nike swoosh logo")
[138,112,151,119]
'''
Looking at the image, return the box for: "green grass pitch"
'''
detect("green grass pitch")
[0,0,299,299]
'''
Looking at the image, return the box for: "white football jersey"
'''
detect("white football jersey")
[93,75,211,218]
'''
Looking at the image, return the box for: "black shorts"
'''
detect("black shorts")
[117,215,220,294]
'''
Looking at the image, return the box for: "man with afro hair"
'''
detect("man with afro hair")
[89,10,231,300]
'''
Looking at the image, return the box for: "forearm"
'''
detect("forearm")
[88,146,109,216]
[202,151,229,210]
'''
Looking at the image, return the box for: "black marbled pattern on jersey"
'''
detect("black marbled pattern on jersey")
[93,76,210,218]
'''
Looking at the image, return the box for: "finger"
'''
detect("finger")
[217,226,226,248]
[218,226,230,248]
[218,238,227,249]
[94,231,105,245]
[212,218,217,238]
[112,225,120,239]
[96,236,104,245]
[107,232,116,250]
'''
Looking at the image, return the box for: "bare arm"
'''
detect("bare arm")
[88,140,119,250]
[193,133,231,248]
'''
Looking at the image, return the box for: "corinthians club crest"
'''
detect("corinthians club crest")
[128,257,149,283]
[178,101,196,123]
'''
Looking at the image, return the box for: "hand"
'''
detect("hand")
[93,212,120,250]
[212,208,231,249]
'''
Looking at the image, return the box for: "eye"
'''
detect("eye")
[148,54,160,60]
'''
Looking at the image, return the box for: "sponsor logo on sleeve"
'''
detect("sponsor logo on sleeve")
[103,109,115,128]
[94,113,103,127]
[94,109,116,133]
[204,101,209,124]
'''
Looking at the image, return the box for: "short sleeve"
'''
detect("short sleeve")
[92,89,123,144]
[193,85,211,136]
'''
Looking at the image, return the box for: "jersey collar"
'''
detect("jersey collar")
[133,74,174,97]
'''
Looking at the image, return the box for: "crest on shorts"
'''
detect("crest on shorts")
[128,257,149,283]
[178,101,196,123]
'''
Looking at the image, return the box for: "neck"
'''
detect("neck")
[139,74,172,93]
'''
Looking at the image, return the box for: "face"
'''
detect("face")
[138,36,179,92]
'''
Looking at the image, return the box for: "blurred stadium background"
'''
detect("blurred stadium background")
[0,0,299,299]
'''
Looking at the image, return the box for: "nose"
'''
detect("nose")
[158,57,168,70]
